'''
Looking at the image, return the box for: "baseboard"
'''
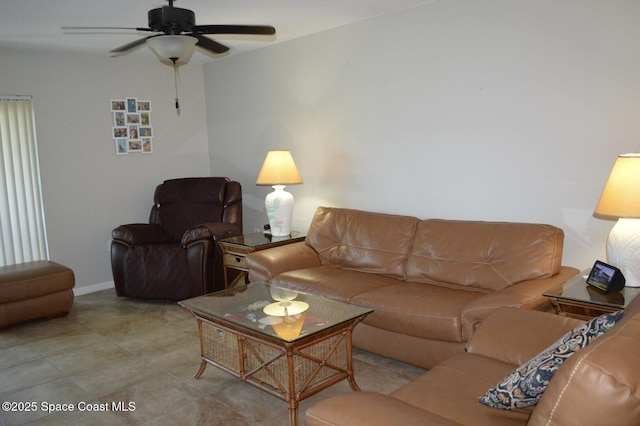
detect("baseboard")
[73,280,114,296]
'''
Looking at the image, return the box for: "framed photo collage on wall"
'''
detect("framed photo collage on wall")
[110,98,153,155]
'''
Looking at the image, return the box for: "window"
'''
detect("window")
[0,96,48,267]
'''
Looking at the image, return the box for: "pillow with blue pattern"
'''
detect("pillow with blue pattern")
[478,310,623,409]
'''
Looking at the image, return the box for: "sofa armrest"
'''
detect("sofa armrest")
[306,392,458,426]
[181,223,242,247]
[460,266,579,340]
[246,242,321,282]
[466,306,584,366]
[112,223,167,245]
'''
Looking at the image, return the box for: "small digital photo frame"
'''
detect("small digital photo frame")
[586,260,625,293]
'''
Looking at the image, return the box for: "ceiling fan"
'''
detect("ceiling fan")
[63,0,276,63]
[63,0,276,112]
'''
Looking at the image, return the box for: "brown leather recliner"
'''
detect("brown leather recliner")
[111,177,242,300]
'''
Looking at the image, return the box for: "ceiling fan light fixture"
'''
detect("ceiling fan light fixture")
[147,35,197,62]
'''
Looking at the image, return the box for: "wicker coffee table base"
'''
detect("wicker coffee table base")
[190,314,366,426]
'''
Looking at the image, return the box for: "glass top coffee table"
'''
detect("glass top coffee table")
[179,282,373,426]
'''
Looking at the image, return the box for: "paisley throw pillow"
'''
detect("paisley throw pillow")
[478,310,623,409]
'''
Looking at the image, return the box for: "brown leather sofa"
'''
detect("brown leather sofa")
[305,295,640,426]
[247,207,578,368]
[111,177,242,300]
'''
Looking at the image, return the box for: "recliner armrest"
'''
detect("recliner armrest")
[112,223,166,245]
[181,223,242,246]
[460,266,579,340]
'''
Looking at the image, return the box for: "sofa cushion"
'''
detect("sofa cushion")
[306,391,461,426]
[466,306,584,367]
[478,310,623,409]
[271,266,400,303]
[405,219,564,291]
[305,207,418,278]
[391,353,534,426]
[274,267,484,343]
[351,281,483,342]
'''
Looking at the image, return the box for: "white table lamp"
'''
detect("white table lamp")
[594,153,640,287]
[256,151,303,237]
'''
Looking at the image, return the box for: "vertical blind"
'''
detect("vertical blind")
[0,96,49,267]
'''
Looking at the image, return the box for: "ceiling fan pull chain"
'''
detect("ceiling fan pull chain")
[173,59,180,112]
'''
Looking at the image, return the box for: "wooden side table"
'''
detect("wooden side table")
[218,232,305,288]
[543,270,640,320]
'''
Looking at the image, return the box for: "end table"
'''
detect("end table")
[218,232,305,288]
[543,270,640,320]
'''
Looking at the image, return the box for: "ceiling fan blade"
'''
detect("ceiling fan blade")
[62,26,156,32]
[193,34,229,54]
[110,35,155,55]
[192,25,276,36]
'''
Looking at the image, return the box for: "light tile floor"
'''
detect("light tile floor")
[0,289,425,425]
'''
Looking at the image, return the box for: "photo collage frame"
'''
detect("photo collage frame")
[110,98,153,155]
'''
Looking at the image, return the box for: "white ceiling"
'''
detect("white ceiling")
[0,0,436,64]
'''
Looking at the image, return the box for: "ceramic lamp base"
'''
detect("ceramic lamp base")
[607,218,640,287]
[265,184,294,237]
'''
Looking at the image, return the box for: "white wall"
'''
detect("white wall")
[204,0,640,271]
[1,0,636,291]
[0,48,210,291]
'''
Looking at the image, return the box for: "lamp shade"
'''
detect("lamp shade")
[256,151,303,185]
[147,35,198,62]
[594,153,640,219]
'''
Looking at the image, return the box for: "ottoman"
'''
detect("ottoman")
[0,260,75,329]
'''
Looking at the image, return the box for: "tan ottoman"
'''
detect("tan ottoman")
[0,260,75,329]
